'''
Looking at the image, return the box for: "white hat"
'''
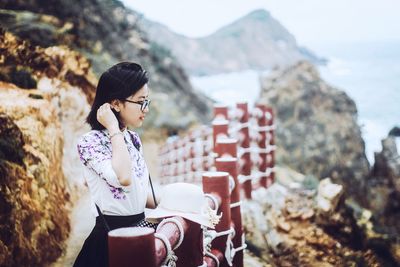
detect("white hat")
[146,183,220,228]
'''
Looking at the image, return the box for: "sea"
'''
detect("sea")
[190,41,400,164]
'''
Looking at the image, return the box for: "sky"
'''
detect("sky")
[123,0,400,47]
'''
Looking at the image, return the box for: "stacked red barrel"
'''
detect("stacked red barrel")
[158,126,214,184]
[158,102,275,190]
[136,102,276,266]
[267,107,275,186]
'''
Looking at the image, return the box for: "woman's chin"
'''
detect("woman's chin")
[133,121,143,128]
[126,121,141,129]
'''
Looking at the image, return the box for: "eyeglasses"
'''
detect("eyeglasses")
[123,99,151,111]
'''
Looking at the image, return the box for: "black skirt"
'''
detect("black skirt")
[73,212,145,267]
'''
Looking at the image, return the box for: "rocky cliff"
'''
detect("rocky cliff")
[367,129,400,241]
[371,130,400,192]
[258,61,370,200]
[141,9,325,76]
[0,0,213,129]
[0,29,99,266]
[0,83,70,267]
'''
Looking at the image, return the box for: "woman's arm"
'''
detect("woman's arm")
[109,129,132,186]
[98,103,132,186]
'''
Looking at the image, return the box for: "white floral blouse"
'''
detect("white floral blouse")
[77,129,149,216]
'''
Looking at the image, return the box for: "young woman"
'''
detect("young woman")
[74,62,154,267]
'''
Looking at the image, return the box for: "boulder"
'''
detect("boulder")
[316,178,343,215]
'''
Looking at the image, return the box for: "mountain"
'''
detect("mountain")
[0,0,213,130]
[141,9,325,76]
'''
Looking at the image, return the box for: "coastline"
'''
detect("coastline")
[190,41,400,164]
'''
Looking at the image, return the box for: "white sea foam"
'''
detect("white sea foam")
[361,119,387,162]
[190,69,266,106]
[325,57,352,76]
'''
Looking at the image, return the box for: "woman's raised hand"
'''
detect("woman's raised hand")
[97,103,119,132]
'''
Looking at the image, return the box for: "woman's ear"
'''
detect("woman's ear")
[110,99,121,112]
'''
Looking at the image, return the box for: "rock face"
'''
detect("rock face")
[367,131,400,240]
[0,29,95,194]
[258,61,370,199]
[243,178,399,266]
[0,0,213,129]
[0,84,70,267]
[372,134,400,192]
[142,9,324,76]
[0,30,100,265]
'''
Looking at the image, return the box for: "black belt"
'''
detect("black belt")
[95,205,144,232]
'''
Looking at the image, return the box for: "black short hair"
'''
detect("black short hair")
[86,62,149,130]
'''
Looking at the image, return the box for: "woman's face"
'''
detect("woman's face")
[118,84,150,128]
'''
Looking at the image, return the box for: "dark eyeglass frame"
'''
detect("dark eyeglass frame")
[123,99,151,111]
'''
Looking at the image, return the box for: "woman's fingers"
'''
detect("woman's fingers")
[97,103,110,116]
[100,103,110,111]
[97,103,119,130]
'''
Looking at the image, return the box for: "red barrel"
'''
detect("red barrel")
[174,220,204,267]
[214,104,229,120]
[212,119,229,155]
[108,227,156,267]
[265,107,275,186]
[215,138,237,158]
[215,158,244,267]
[202,171,231,267]
[236,103,252,199]
[256,104,268,188]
